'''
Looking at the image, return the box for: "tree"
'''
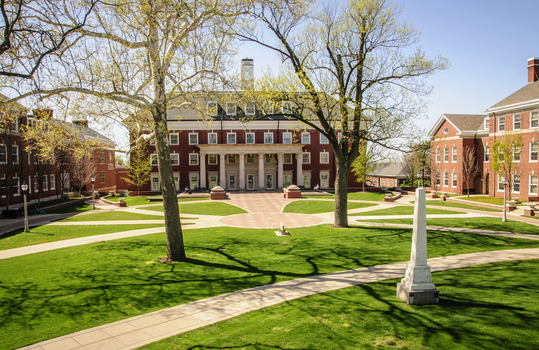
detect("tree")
[9,0,251,262]
[403,140,431,187]
[70,155,96,197]
[491,133,523,201]
[351,142,380,192]
[461,145,479,197]
[123,142,152,196]
[240,0,447,227]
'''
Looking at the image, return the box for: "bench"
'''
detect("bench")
[2,208,23,219]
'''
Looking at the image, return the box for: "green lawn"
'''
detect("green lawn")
[57,211,166,222]
[141,202,248,216]
[2,225,539,349]
[107,196,210,206]
[46,201,96,214]
[141,259,539,350]
[424,200,502,212]
[303,192,386,201]
[0,224,165,250]
[350,206,464,216]
[283,200,378,214]
[453,196,507,206]
[356,217,539,235]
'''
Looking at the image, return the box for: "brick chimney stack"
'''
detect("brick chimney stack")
[72,119,89,128]
[528,57,539,83]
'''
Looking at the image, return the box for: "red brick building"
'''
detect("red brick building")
[429,57,539,200]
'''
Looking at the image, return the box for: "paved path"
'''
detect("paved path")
[18,248,539,350]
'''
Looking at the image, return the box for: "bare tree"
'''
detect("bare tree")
[70,155,96,197]
[461,145,479,197]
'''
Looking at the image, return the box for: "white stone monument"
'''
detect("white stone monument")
[275,223,291,236]
[397,188,439,305]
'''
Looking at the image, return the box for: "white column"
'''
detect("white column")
[219,153,226,188]
[296,153,303,186]
[277,153,284,189]
[258,153,265,190]
[239,153,245,190]
[200,154,206,189]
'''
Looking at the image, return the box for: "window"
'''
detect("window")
[302,152,311,164]
[284,154,292,164]
[301,132,310,144]
[209,175,217,189]
[443,172,449,186]
[320,134,329,144]
[320,152,329,164]
[284,174,292,187]
[151,176,160,191]
[498,175,505,191]
[170,153,179,165]
[436,148,441,163]
[530,142,538,161]
[265,154,273,163]
[60,151,68,164]
[227,133,236,144]
[208,154,218,165]
[530,175,538,194]
[11,145,18,164]
[452,147,457,162]
[484,146,490,162]
[303,174,310,188]
[43,175,48,191]
[263,100,274,114]
[283,132,292,144]
[320,173,329,188]
[498,116,505,132]
[99,171,105,183]
[189,153,198,165]
[12,177,19,195]
[513,145,521,162]
[208,133,217,144]
[226,102,236,115]
[174,175,180,190]
[246,132,255,144]
[188,133,198,145]
[228,154,236,164]
[207,101,217,116]
[513,114,521,130]
[264,132,273,144]
[0,144,5,163]
[34,176,39,193]
[150,154,158,166]
[531,111,539,128]
[513,174,520,193]
[190,176,199,189]
[170,133,179,145]
[436,172,440,186]
[99,152,105,164]
[452,172,457,188]
[245,103,255,115]
[50,174,55,190]
[282,101,292,114]
[109,152,114,164]
[444,147,449,162]
[484,117,489,130]
[246,154,254,164]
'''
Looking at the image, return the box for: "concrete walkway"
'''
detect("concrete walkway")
[18,248,539,350]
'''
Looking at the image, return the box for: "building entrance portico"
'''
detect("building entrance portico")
[198,144,304,191]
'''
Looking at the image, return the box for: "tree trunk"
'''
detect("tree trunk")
[334,159,349,227]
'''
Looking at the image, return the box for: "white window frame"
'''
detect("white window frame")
[174,174,180,190]
[188,133,198,145]
[513,145,521,162]
[169,133,179,145]
[264,132,273,144]
[207,101,217,116]
[320,171,329,189]
[484,146,490,162]
[435,171,441,186]
[34,175,39,193]
[436,148,441,163]
[245,103,255,115]
[263,100,274,115]
[0,144,5,163]
[301,132,310,144]
[208,133,217,144]
[170,153,179,166]
[303,174,310,188]
[190,175,199,189]
[43,175,48,191]
[283,132,292,144]
[452,147,457,162]
[320,152,329,164]
[484,117,489,130]
[226,102,236,115]
[151,175,160,191]
[11,145,18,164]
[452,172,457,188]
[530,175,538,195]
[513,174,520,193]
[531,111,539,129]
[320,134,329,144]
[227,132,236,144]
[530,142,538,162]
[50,174,55,190]
[498,116,505,132]
[513,114,521,130]
[12,177,20,196]
[189,153,199,165]
[302,152,311,164]
[246,132,255,144]
[150,153,158,166]
[443,172,449,187]
[208,154,218,165]
[498,175,505,192]
[444,147,449,162]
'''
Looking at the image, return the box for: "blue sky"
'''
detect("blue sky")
[237,0,539,135]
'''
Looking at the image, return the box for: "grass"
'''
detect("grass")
[140,259,539,350]
[0,224,165,250]
[56,211,167,222]
[423,200,502,212]
[355,217,539,235]
[283,200,378,214]
[46,201,96,214]
[106,196,210,206]
[2,225,539,349]
[303,191,387,202]
[454,195,507,206]
[349,206,464,216]
[141,202,247,216]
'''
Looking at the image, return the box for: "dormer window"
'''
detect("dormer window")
[226,103,236,116]
[207,101,217,116]
[484,117,489,130]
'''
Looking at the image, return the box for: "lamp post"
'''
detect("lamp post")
[502,178,508,222]
[21,183,29,232]
[91,176,95,210]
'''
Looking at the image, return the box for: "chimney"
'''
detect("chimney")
[528,57,539,83]
[32,109,53,120]
[72,119,89,128]
[241,58,254,90]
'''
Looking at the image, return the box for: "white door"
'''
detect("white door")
[229,174,236,190]
[266,174,273,190]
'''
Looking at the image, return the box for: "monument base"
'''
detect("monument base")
[396,283,439,305]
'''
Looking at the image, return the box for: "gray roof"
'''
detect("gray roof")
[443,114,486,132]
[56,120,115,146]
[487,80,539,111]
[368,162,408,178]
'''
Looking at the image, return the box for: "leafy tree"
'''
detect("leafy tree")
[123,142,152,196]
[403,140,431,188]
[239,0,448,227]
[491,133,522,201]
[351,142,380,192]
